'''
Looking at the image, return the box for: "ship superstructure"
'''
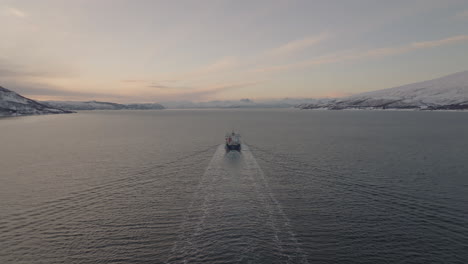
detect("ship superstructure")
[225,131,241,152]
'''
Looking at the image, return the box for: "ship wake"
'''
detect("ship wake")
[167,145,308,263]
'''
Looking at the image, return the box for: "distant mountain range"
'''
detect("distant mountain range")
[42,101,165,110]
[298,71,468,110]
[2,70,468,116]
[160,98,322,109]
[0,86,73,116]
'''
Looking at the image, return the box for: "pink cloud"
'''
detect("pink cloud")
[411,35,468,48]
[5,7,27,18]
[252,34,468,73]
[183,56,239,78]
[265,33,330,57]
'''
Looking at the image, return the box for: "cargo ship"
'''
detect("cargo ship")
[225,131,241,152]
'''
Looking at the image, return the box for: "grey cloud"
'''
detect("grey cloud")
[1,81,121,100]
[148,84,171,89]
[0,59,75,79]
[121,79,147,83]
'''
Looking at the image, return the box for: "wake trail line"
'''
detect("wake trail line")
[167,144,309,264]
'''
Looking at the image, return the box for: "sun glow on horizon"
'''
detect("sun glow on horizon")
[1,0,468,103]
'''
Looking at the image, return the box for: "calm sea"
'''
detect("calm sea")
[1,109,467,263]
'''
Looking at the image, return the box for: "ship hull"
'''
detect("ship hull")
[225,144,241,152]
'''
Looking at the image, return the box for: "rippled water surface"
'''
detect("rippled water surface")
[1,109,467,263]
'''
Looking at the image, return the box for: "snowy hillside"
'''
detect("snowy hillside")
[0,86,73,116]
[42,101,165,110]
[299,71,468,110]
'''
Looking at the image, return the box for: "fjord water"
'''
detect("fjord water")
[1,109,467,263]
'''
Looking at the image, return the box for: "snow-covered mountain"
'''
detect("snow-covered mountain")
[42,100,165,110]
[0,86,73,116]
[299,71,468,110]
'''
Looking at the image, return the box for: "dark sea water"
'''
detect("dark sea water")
[1,109,467,263]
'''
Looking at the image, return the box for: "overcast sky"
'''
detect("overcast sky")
[1,0,468,102]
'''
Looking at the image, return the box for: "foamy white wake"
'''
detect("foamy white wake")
[167,145,308,264]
